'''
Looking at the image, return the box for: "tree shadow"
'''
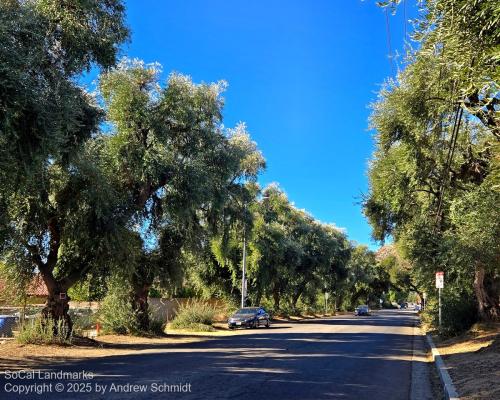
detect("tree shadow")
[0,318,425,400]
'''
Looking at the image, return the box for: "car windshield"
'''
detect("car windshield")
[235,308,259,315]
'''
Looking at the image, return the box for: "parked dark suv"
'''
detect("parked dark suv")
[228,307,270,329]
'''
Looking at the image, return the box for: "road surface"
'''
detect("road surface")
[1,310,432,400]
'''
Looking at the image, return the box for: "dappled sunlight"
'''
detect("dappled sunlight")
[0,312,423,399]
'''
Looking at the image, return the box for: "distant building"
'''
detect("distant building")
[0,274,48,304]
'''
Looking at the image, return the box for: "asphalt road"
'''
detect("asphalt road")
[1,310,432,400]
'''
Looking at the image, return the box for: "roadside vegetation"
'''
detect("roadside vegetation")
[365,0,499,336]
[169,300,217,332]
[0,0,497,345]
[17,317,72,345]
[0,0,401,342]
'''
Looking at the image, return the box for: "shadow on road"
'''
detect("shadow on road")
[0,311,422,400]
[300,310,416,328]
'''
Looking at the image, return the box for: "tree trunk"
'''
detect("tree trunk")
[291,287,304,310]
[254,289,262,307]
[336,292,344,312]
[473,262,500,321]
[132,283,151,331]
[32,219,79,338]
[273,285,280,310]
[41,287,72,338]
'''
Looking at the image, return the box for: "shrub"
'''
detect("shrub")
[148,317,166,336]
[98,276,138,335]
[17,317,71,345]
[257,299,275,318]
[382,301,398,309]
[276,304,293,318]
[169,300,216,331]
[422,290,478,337]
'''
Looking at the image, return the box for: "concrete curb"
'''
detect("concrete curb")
[426,334,460,400]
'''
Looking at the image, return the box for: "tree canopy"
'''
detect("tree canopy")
[0,0,129,330]
[365,0,500,324]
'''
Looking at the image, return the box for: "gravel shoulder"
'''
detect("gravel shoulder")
[433,323,500,400]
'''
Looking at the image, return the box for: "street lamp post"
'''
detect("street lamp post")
[241,229,247,308]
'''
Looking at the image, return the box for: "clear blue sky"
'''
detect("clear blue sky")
[116,0,415,249]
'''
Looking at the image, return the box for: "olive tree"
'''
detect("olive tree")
[99,60,265,329]
[0,0,129,331]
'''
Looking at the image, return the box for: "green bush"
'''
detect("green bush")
[257,299,276,318]
[169,300,216,331]
[423,290,478,337]
[17,317,71,345]
[98,276,138,335]
[276,303,294,318]
[382,301,398,309]
[148,317,166,335]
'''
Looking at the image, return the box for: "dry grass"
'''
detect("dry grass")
[433,323,500,400]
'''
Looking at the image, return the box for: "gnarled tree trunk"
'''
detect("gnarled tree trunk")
[42,291,72,337]
[132,282,152,331]
[39,272,73,338]
[473,262,499,321]
[291,282,306,310]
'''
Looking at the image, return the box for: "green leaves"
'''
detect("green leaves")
[368,0,500,322]
[246,185,350,309]
[97,59,266,321]
[34,0,130,75]
[0,0,129,302]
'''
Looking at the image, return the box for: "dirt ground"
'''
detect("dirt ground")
[0,334,207,370]
[433,323,500,400]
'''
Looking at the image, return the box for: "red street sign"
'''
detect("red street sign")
[435,272,444,289]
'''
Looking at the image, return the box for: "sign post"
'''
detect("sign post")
[436,272,444,327]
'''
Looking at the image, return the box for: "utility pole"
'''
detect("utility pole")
[241,229,247,308]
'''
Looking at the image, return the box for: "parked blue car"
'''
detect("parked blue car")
[354,305,370,316]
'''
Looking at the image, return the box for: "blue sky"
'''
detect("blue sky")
[115,0,415,249]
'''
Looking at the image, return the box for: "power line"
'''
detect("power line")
[435,104,463,226]
[403,0,407,43]
[384,7,395,76]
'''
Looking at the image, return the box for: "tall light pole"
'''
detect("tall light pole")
[241,229,247,308]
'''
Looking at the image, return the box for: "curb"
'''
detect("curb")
[426,334,460,400]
